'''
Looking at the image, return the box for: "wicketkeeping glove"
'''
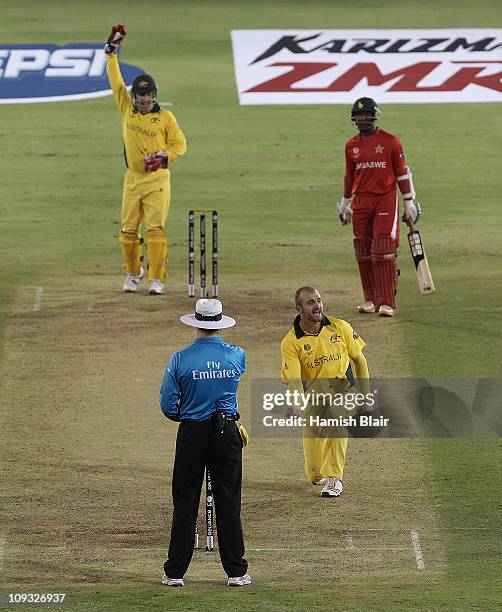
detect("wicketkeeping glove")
[104,24,126,55]
[144,151,168,172]
[402,200,421,225]
[336,197,353,225]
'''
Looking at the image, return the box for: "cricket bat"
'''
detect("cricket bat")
[407,224,435,295]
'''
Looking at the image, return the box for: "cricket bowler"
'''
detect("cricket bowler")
[104,25,187,295]
[337,97,421,317]
[280,287,370,498]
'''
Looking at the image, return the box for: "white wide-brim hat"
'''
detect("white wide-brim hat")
[180,299,236,329]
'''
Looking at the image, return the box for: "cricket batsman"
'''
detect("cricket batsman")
[337,97,421,317]
[280,287,370,498]
[104,25,187,295]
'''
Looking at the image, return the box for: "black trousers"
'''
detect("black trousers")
[164,418,248,579]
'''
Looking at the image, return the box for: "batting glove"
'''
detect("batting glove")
[336,197,353,225]
[104,24,126,54]
[402,200,421,225]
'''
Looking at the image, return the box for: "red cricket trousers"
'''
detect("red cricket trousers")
[351,190,400,309]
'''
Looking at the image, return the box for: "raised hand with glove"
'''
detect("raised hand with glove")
[104,24,126,55]
[336,196,353,225]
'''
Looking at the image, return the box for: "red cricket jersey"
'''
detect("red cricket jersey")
[344,128,408,197]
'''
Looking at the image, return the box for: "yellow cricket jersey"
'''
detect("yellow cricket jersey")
[281,315,366,387]
[106,54,187,173]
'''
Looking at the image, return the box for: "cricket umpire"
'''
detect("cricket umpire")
[104,25,187,295]
[160,299,250,587]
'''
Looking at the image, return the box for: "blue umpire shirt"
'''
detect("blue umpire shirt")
[160,336,246,421]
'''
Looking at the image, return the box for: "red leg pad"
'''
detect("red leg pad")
[354,238,374,303]
[371,235,398,309]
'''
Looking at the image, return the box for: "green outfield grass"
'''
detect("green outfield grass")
[1,1,501,610]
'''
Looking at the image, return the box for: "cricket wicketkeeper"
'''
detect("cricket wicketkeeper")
[337,97,421,317]
[104,25,187,295]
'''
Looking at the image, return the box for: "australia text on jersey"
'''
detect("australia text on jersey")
[306,353,341,369]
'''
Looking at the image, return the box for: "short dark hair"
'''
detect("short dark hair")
[295,286,317,306]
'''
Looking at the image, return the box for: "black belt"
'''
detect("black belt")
[214,411,239,421]
[212,411,239,433]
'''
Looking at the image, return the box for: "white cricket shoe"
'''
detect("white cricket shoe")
[321,476,343,498]
[161,575,184,587]
[148,279,165,295]
[312,477,327,486]
[122,267,144,293]
[357,301,375,313]
[378,305,394,317]
[227,573,252,587]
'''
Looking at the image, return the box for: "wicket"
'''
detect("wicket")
[188,209,218,298]
[194,468,214,552]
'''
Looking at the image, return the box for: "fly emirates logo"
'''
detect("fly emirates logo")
[192,361,238,380]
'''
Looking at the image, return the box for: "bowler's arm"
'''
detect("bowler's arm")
[280,339,302,383]
[280,339,305,414]
[351,351,370,396]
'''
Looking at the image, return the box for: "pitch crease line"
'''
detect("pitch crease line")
[33,286,44,311]
[364,527,493,532]
[0,535,6,571]
[410,529,425,570]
